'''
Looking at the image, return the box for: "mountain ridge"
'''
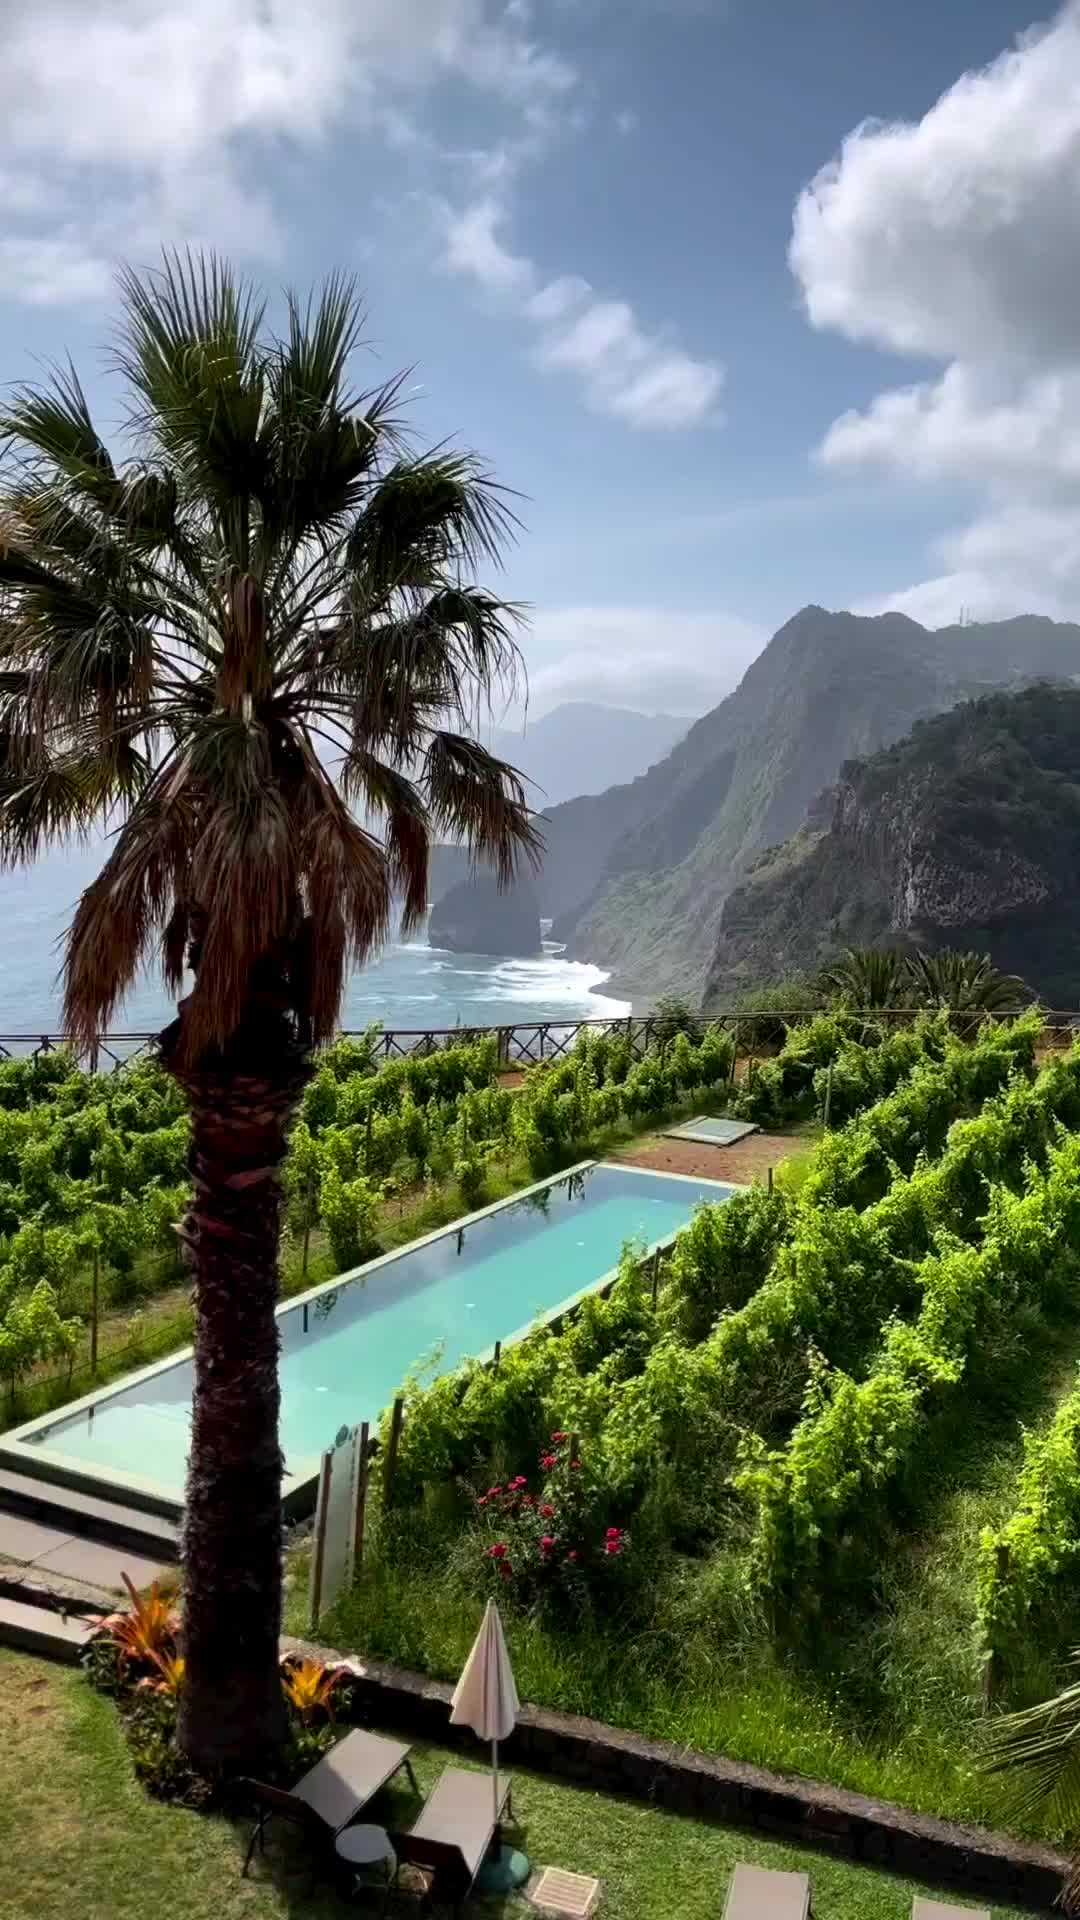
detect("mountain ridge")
[537,607,1080,1000]
[702,681,1080,1007]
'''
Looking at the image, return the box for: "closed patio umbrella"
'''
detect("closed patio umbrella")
[450,1599,529,1890]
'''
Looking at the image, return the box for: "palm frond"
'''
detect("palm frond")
[62,760,194,1045]
[340,751,431,931]
[817,947,907,1011]
[425,731,542,886]
[302,798,391,1043]
[984,1660,1080,1832]
[114,251,268,540]
[905,947,1033,1013]
[0,756,102,863]
[344,453,519,608]
[0,362,117,510]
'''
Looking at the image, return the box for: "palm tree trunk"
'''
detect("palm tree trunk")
[163,1014,310,1775]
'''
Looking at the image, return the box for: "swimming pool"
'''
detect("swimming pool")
[0,1160,736,1515]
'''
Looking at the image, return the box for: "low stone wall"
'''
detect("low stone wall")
[284,1635,1067,1912]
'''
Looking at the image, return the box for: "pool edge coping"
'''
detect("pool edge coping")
[0,1159,738,1519]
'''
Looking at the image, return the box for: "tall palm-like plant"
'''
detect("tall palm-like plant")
[817,946,907,1011]
[906,948,1032,1016]
[0,256,540,1772]
[985,1665,1080,1910]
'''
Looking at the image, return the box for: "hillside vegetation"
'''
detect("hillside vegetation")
[536,609,1080,1000]
[706,683,1080,1007]
[320,1012,1080,1834]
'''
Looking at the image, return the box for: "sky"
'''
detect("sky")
[1,0,1078,718]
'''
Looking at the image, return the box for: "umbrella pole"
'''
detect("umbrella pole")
[492,1737,499,1826]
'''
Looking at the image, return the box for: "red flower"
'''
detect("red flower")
[551,1431,567,1442]
[510,1475,528,1489]
[477,1496,488,1508]
[487,1542,508,1560]
[541,1453,556,1469]
[540,1535,556,1551]
[605,1540,620,1556]
[488,1486,502,1498]
[571,1460,582,1471]
[606,1527,620,1540]
[566,1550,580,1563]
[540,1504,555,1519]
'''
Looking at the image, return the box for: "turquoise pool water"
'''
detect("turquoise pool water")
[14,1163,733,1501]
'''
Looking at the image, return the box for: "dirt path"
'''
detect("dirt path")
[612,1127,798,1186]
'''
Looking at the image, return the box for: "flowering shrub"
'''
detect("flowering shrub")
[475,1434,631,1611]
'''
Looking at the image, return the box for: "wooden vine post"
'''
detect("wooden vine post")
[383,1395,405,1509]
[982,1542,1010,1705]
[353,1421,370,1577]
[308,1448,332,1630]
[90,1247,100,1375]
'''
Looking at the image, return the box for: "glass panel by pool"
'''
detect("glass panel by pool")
[15,1163,734,1501]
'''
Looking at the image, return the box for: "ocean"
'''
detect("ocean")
[0,842,630,1037]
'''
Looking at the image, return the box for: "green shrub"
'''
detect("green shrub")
[318,1166,381,1270]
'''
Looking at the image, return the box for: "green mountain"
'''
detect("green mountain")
[542,607,1080,1000]
[703,683,1080,1009]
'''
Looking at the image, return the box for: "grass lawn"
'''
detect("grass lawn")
[0,1649,1029,1920]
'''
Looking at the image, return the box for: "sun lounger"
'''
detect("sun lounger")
[393,1765,514,1905]
[912,1902,990,1920]
[241,1726,418,1874]
[723,1863,811,1920]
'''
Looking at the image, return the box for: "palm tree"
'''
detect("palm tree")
[0,255,540,1773]
[985,1665,1080,1910]
[817,946,907,1010]
[905,948,1032,1016]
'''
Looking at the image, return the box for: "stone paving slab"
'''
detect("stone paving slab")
[29,1536,167,1593]
[0,1593,97,1663]
[0,1512,69,1564]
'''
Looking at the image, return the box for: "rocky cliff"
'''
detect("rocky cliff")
[542,608,1080,1002]
[703,683,1080,1008]
[428,870,543,957]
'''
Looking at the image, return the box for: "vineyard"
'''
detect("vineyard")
[0,1015,743,1418]
[300,1007,1080,1836]
[13,1003,1080,1827]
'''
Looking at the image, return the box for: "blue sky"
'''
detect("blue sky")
[2,0,1077,716]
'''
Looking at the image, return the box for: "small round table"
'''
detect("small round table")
[336,1824,397,1894]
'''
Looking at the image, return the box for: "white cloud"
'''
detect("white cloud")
[792,1,1080,621]
[521,605,766,714]
[0,0,577,303]
[791,6,1080,369]
[442,200,724,428]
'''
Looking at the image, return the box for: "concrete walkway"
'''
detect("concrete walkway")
[0,1510,168,1598]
